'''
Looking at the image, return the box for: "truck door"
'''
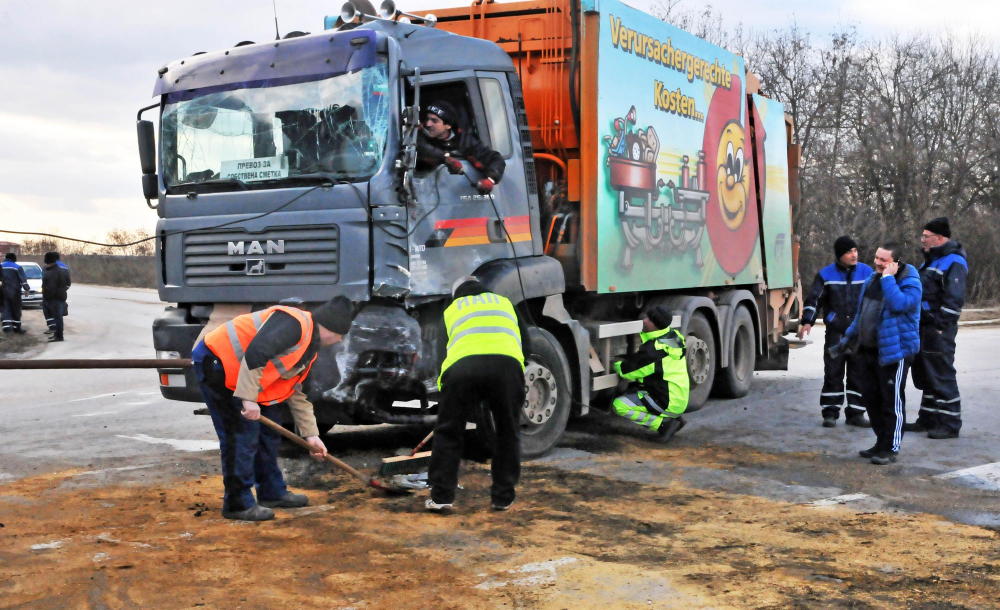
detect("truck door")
[405,71,533,296]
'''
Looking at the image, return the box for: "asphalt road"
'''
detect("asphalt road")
[1,285,998,523]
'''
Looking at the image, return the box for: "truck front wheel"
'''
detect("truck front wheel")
[471,326,572,460]
[685,312,716,411]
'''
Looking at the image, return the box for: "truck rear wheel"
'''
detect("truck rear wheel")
[471,326,571,460]
[713,305,755,398]
[685,312,716,411]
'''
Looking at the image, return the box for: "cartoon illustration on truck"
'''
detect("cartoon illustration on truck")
[604,106,710,270]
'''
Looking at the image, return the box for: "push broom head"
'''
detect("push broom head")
[378,451,432,476]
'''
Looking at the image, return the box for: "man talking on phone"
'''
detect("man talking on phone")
[832,243,922,465]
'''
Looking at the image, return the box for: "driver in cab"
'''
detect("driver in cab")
[417,100,505,195]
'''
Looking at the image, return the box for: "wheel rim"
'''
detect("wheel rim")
[687,335,710,385]
[521,362,558,434]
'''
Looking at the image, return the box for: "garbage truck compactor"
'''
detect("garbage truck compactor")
[142,0,802,457]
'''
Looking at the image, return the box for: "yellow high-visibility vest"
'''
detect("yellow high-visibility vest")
[438,291,524,388]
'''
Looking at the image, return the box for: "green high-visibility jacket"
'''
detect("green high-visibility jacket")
[439,291,524,388]
[613,327,689,413]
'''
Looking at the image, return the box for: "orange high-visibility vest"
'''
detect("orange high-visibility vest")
[204,305,316,405]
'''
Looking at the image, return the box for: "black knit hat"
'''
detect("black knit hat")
[645,305,673,330]
[310,296,355,335]
[4,253,15,262]
[924,216,951,238]
[833,235,857,260]
[43,252,58,265]
[425,101,458,127]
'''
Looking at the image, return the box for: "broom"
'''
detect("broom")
[379,430,434,476]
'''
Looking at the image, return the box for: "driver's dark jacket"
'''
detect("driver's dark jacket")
[416,130,506,183]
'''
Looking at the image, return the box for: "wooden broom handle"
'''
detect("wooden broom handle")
[258,415,371,484]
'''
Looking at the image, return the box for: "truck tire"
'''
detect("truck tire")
[470,326,572,460]
[685,312,716,411]
[712,305,755,398]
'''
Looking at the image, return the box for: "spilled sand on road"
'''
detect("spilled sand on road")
[1,444,999,608]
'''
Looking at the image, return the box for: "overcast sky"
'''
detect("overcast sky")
[1,0,997,244]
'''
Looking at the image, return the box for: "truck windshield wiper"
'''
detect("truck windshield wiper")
[185,178,249,191]
[257,172,339,186]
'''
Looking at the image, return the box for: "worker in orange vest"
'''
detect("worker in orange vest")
[191,297,354,521]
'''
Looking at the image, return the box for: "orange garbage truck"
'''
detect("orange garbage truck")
[142,0,801,457]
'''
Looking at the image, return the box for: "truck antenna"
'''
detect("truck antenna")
[271,0,280,40]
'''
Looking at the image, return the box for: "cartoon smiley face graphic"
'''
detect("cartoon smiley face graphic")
[715,120,748,231]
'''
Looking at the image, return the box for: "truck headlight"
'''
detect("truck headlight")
[156,350,181,360]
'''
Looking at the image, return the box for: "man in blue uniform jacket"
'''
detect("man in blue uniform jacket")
[908,217,967,439]
[799,236,874,428]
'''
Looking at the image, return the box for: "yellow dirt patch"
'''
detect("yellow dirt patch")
[1,453,999,608]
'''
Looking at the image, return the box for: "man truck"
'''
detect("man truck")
[142,0,802,457]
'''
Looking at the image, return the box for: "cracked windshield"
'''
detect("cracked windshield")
[161,61,389,189]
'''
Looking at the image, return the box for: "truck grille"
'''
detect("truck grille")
[183,225,339,286]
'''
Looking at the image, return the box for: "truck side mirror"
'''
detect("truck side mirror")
[142,173,158,201]
[137,120,156,174]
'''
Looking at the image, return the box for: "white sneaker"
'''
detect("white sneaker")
[425,498,454,513]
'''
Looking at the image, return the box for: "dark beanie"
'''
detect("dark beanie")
[425,101,458,127]
[833,235,857,260]
[645,305,673,330]
[310,296,355,335]
[44,252,58,265]
[924,216,951,238]
[4,253,15,262]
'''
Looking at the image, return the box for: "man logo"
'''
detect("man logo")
[228,240,284,255]
[246,259,265,276]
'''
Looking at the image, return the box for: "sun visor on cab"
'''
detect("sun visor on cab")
[152,30,378,98]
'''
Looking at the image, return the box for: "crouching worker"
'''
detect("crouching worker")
[191,297,355,521]
[612,306,689,443]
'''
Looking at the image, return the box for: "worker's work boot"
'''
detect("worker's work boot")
[870,451,898,466]
[491,500,513,511]
[903,422,927,433]
[656,416,685,443]
[259,492,309,509]
[222,504,275,521]
[845,414,872,428]
[928,428,959,440]
[425,498,454,513]
[48,335,64,342]
[822,417,837,428]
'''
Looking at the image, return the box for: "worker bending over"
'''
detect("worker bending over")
[426,276,530,513]
[192,297,354,521]
[417,100,505,195]
[612,306,689,443]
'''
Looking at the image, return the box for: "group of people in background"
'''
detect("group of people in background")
[0,251,71,342]
[799,217,967,464]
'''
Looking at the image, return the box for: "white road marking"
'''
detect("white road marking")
[935,462,1000,491]
[73,411,121,418]
[137,392,160,396]
[31,539,69,550]
[475,557,578,590]
[118,402,152,406]
[806,493,871,508]
[70,392,130,403]
[76,464,159,477]
[117,434,219,452]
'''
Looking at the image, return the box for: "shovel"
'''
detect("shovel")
[258,415,412,495]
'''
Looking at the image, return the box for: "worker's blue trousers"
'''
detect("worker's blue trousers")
[193,348,288,512]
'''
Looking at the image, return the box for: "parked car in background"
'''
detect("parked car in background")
[21,262,42,307]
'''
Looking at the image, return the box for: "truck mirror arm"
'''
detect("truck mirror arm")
[398,66,421,205]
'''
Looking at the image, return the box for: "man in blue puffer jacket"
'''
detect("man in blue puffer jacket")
[832,242,922,465]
